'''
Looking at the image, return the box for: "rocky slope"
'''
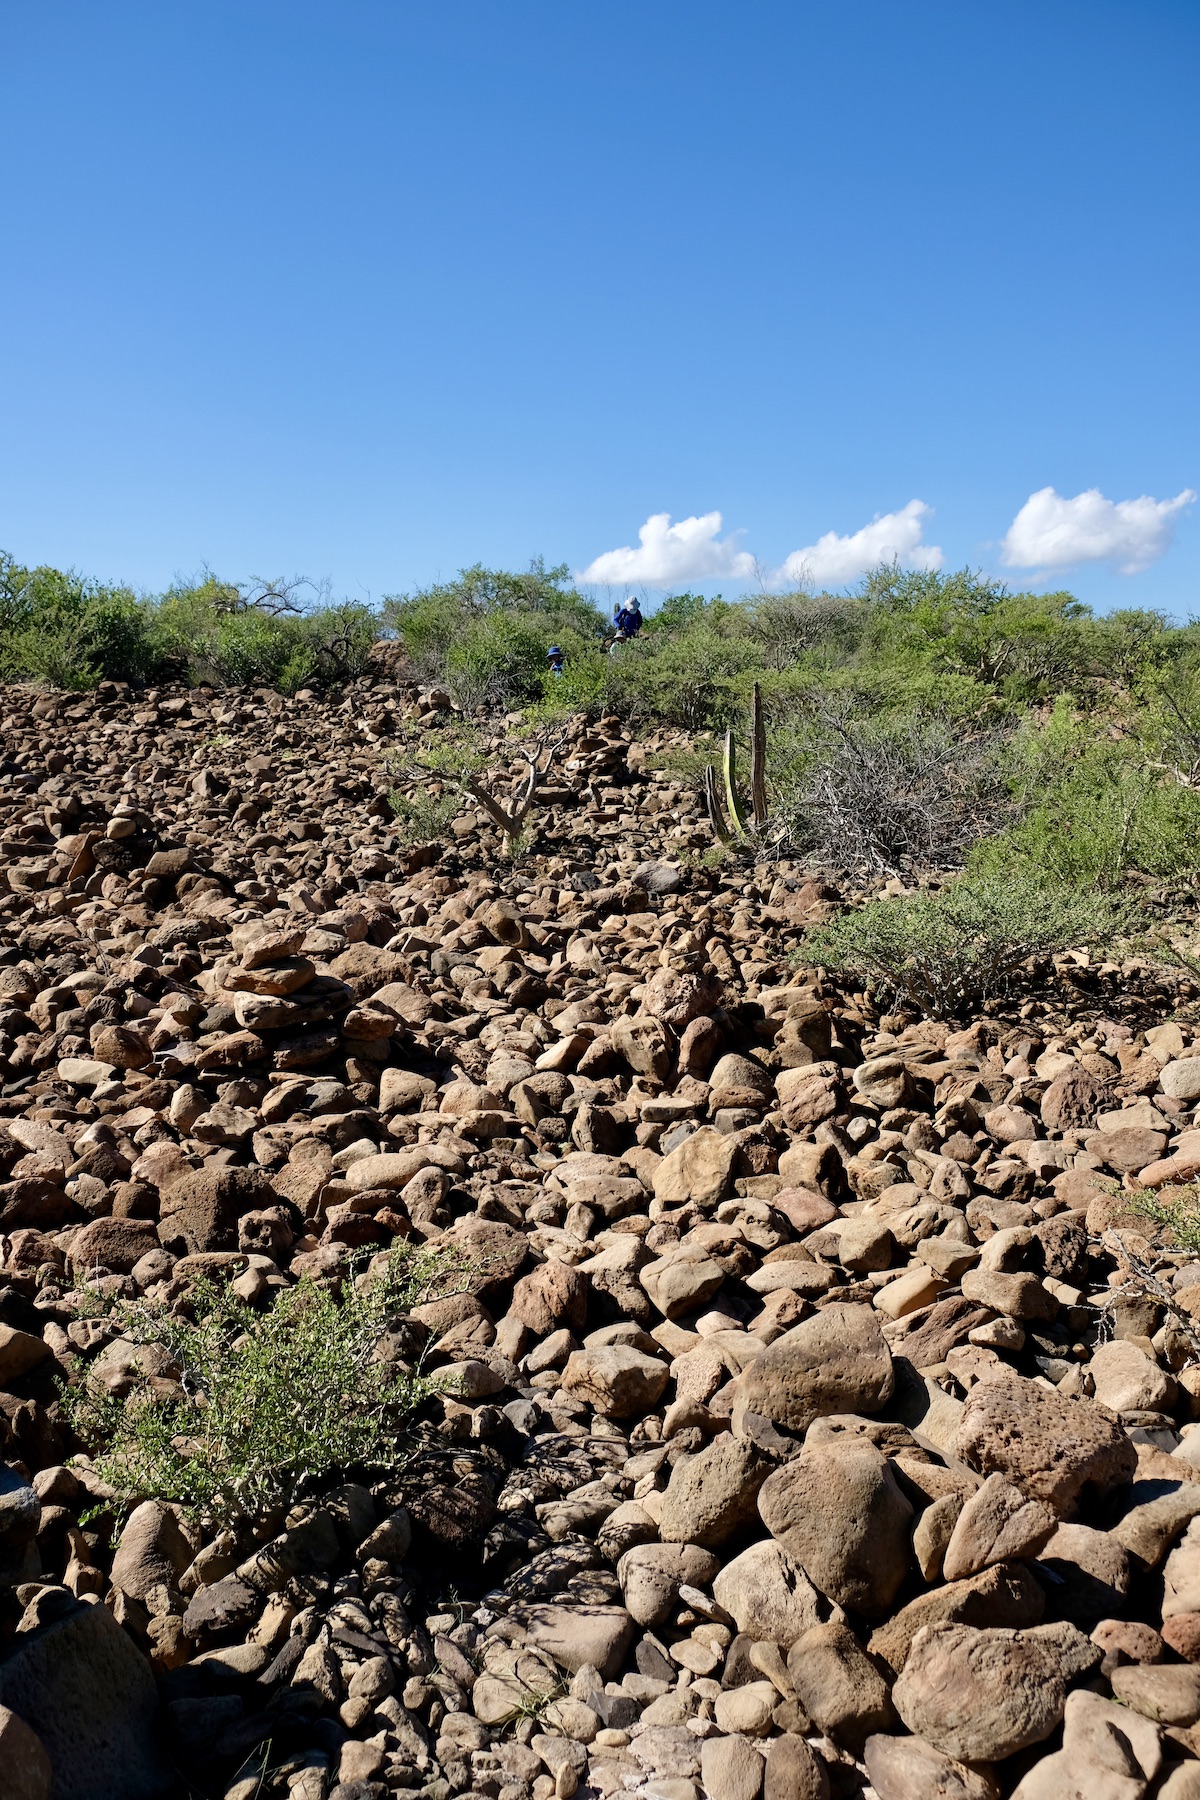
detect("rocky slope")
[2,670,1200,1800]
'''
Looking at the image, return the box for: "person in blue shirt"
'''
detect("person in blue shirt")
[547,644,565,677]
[613,597,643,640]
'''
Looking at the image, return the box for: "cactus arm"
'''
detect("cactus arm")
[723,728,751,835]
[750,681,768,827]
[705,765,733,843]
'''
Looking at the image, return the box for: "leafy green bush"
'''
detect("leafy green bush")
[382,560,607,705]
[0,553,162,689]
[61,1245,463,1524]
[1129,1185,1200,1254]
[603,601,765,727]
[387,785,462,845]
[971,699,1200,889]
[800,872,1119,1015]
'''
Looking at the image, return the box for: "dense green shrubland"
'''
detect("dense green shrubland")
[6,545,1200,926]
[0,556,377,694]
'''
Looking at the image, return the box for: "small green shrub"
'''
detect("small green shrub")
[800,872,1119,1015]
[0,554,163,688]
[382,560,607,705]
[61,1244,464,1524]
[603,608,764,728]
[1129,1185,1200,1254]
[2,616,103,690]
[387,785,461,845]
[972,699,1200,889]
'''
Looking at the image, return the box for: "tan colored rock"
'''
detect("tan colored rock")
[519,1604,636,1679]
[1008,1752,1141,1800]
[914,1494,963,1583]
[940,1474,1057,1582]
[0,1326,50,1385]
[837,1217,894,1272]
[786,1620,896,1753]
[738,1302,894,1433]
[708,1053,774,1109]
[509,1260,588,1335]
[951,1365,1136,1514]
[1110,1661,1200,1725]
[91,1023,153,1070]
[893,1621,1094,1761]
[659,1433,770,1548]
[640,1245,726,1318]
[642,965,719,1031]
[611,1012,673,1080]
[960,1268,1059,1322]
[560,1344,668,1417]
[652,1127,737,1208]
[758,1439,913,1617]
[110,1501,193,1602]
[712,1540,823,1646]
[701,1733,765,1800]
[863,1733,999,1800]
[1040,1064,1108,1129]
[616,1543,719,1626]
[344,1146,465,1192]
[1160,1058,1200,1101]
[875,1264,946,1320]
[762,1734,829,1800]
[1060,1686,1162,1784]
[713,1680,777,1736]
[1089,1338,1174,1413]
[853,1056,914,1108]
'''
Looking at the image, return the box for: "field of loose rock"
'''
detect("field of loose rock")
[6,667,1200,1800]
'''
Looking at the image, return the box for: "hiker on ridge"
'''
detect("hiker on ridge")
[613,596,643,640]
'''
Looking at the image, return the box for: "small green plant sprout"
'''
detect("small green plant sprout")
[60,1241,467,1527]
[706,681,769,844]
[1128,1183,1200,1256]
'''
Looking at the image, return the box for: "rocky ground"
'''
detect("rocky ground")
[4,666,1200,1800]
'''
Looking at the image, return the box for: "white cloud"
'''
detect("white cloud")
[1001,485,1195,575]
[579,511,756,585]
[776,499,943,587]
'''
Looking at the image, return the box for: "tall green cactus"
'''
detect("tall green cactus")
[705,682,768,843]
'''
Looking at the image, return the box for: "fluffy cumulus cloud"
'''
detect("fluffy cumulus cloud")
[578,512,756,585]
[776,499,943,587]
[1001,485,1196,575]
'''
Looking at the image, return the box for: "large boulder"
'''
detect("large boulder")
[0,1601,171,1800]
[893,1621,1099,1762]
[157,1166,277,1257]
[738,1303,894,1433]
[759,1439,913,1616]
[951,1366,1136,1514]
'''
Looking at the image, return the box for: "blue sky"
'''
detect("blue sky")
[1,1,1197,613]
